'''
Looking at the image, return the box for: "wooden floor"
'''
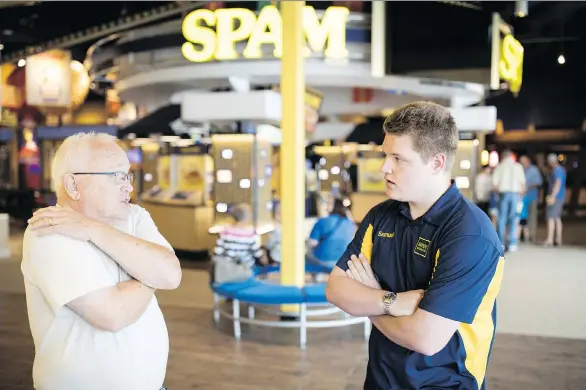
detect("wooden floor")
[2,219,586,390]
[2,290,586,390]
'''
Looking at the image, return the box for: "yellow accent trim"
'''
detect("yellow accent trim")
[279,1,305,313]
[360,224,373,263]
[458,256,505,388]
[428,249,440,286]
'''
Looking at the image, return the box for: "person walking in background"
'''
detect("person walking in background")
[519,155,543,242]
[492,150,526,252]
[474,166,493,215]
[488,191,499,229]
[542,153,566,246]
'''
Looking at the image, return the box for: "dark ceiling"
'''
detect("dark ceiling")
[1,1,585,129]
[1,1,584,64]
[0,1,172,61]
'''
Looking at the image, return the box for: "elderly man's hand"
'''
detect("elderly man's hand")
[28,206,100,242]
[346,254,381,290]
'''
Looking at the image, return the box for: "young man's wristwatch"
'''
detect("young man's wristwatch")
[382,291,397,316]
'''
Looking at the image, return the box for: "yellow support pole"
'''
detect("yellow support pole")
[280,0,306,307]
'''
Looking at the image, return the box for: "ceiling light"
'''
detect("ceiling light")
[558,54,566,65]
[514,0,528,17]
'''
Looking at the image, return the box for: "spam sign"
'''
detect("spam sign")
[499,34,524,95]
[181,5,350,62]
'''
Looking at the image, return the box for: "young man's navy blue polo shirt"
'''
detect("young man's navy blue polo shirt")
[336,182,505,390]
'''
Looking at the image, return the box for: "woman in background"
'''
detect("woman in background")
[306,198,356,266]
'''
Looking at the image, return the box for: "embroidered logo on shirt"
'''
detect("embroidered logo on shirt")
[414,237,431,258]
[378,231,395,238]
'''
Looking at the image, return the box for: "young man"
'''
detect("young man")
[326,102,505,390]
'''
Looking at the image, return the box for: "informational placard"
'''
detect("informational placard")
[358,157,386,193]
[157,156,171,190]
[177,155,206,192]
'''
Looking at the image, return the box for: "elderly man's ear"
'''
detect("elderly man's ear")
[64,174,80,201]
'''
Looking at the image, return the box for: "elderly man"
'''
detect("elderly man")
[21,132,181,390]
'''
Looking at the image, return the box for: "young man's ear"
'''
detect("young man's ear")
[431,153,447,173]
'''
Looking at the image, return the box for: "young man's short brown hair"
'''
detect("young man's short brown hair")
[383,101,459,169]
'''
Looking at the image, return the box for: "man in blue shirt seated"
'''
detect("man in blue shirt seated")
[326,101,505,390]
[543,153,566,246]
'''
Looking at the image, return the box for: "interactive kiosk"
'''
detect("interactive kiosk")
[452,131,482,201]
[210,133,274,234]
[140,143,216,252]
[312,144,353,217]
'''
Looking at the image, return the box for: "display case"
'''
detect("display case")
[139,143,216,252]
[211,133,274,234]
[350,144,388,222]
[313,144,354,216]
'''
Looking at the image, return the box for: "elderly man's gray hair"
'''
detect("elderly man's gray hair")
[51,132,119,195]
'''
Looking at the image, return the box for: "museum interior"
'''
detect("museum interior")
[0,1,585,389]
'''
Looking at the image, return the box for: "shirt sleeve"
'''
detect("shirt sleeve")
[553,166,564,182]
[135,207,174,252]
[418,235,504,324]
[335,208,376,272]
[491,165,501,188]
[517,164,526,187]
[309,219,324,241]
[26,232,116,313]
[533,167,543,187]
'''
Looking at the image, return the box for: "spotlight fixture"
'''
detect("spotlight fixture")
[515,0,528,18]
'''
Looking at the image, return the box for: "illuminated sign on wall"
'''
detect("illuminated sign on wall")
[490,13,524,96]
[181,5,350,63]
[499,34,523,95]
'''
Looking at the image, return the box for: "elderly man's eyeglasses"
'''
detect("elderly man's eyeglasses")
[73,172,134,184]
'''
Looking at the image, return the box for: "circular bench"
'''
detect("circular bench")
[211,263,371,348]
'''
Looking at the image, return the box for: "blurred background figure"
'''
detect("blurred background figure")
[519,155,542,242]
[211,203,267,283]
[475,166,493,215]
[542,153,567,246]
[492,150,526,251]
[307,197,356,266]
[264,201,281,264]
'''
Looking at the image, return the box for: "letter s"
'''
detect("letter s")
[182,9,217,62]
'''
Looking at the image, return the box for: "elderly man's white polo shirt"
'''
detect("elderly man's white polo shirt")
[21,204,173,390]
